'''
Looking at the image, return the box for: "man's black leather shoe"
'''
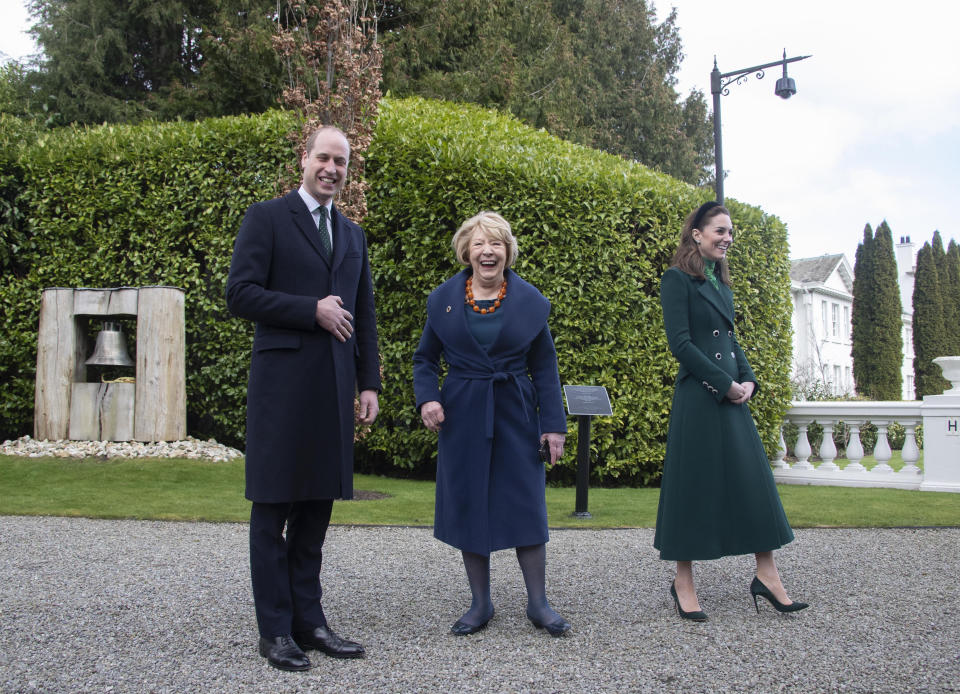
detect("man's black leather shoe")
[294,625,366,659]
[258,635,311,671]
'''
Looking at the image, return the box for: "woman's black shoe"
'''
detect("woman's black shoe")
[670,581,708,622]
[526,611,571,637]
[750,576,809,614]
[450,611,493,635]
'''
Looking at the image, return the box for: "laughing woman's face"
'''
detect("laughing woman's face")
[694,214,734,262]
[468,231,507,285]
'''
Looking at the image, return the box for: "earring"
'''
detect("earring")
[695,238,701,245]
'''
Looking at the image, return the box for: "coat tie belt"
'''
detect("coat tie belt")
[448,365,530,439]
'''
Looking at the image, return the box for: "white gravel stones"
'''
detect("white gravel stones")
[0,435,243,462]
[1,519,958,693]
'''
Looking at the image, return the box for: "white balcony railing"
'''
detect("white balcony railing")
[771,401,924,489]
[772,357,960,492]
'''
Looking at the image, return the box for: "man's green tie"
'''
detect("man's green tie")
[317,206,332,260]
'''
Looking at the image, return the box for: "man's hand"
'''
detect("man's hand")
[316,295,353,342]
[357,390,379,424]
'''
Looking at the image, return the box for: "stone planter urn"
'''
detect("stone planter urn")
[933,356,960,395]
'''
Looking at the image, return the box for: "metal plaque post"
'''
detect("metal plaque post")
[562,385,613,518]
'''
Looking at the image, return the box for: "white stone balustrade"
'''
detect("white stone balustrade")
[772,401,923,489]
[771,368,960,492]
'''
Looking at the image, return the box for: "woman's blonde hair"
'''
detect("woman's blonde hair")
[452,211,519,268]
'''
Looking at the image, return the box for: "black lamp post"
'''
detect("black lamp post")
[711,50,811,204]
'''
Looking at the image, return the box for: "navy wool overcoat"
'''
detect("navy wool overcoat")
[653,266,793,560]
[413,269,567,555]
[226,191,380,503]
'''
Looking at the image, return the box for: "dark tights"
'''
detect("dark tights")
[457,543,564,627]
[457,551,493,627]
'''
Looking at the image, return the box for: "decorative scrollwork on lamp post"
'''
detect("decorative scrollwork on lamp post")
[710,50,811,204]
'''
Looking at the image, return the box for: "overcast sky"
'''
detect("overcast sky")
[0,0,31,63]
[663,0,960,264]
[3,0,958,264]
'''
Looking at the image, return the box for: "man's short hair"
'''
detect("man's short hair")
[304,126,351,159]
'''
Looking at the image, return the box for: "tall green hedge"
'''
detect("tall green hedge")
[360,97,793,485]
[0,110,296,442]
[0,98,793,485]
[0,114,41,278]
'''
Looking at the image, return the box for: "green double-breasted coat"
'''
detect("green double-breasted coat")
[653,267,794,560]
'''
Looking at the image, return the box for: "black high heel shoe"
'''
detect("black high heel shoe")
[750,576,809,614]
[670,581,707,622]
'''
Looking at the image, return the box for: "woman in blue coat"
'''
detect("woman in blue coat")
[655,201,807,621]
[413,211,570,637]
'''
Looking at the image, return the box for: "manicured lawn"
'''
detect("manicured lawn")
[1,455,958,527]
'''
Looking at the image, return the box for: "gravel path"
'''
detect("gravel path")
[1,517,957,693]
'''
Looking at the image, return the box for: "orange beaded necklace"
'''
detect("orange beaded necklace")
[465,275,507,314]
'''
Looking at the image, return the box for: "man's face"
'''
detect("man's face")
[301,130,350,205]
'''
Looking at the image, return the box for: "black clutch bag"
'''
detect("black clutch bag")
[538,438,550,463]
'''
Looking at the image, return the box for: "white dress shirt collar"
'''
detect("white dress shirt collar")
[297,185,333,248]
[297,186,333,221]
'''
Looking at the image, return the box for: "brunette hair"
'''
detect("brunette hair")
[452,211,519,268]
[670,201,733,285]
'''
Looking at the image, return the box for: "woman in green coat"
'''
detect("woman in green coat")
[654,201,807,621]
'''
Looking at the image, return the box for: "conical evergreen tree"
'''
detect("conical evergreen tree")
[930,231,957,357]
[913,242,950,397]
[931,231,947,266]
[851,224,874,395]
[946,240,960,354]
[870,221,904,399]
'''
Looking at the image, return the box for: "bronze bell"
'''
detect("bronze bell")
[85,321,135,367]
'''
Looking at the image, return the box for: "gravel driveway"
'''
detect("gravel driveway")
[1,516,957,693]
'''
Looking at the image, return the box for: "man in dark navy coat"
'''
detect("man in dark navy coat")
[226,126,381,671]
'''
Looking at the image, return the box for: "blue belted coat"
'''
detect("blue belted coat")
[413,269,567,555]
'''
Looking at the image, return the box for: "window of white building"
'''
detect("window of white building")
[843,306,850,339]
[834,365,842,395]
[822,300,828,336]
[845,366,851,393]
[831,303,840,337]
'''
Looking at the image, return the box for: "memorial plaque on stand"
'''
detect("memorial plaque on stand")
[562,385,612,518]
[563,385,613,416]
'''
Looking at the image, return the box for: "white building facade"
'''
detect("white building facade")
[790,254,856,397]
[894,237,916,400]
[789,239,917,400]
